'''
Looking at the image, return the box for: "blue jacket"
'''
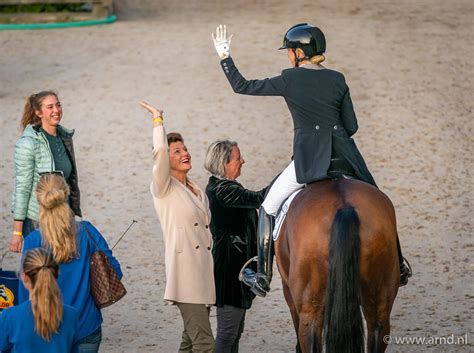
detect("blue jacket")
[20,220,122,339]
[0,300,79,353]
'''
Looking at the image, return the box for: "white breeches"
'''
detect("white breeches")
[262,161,304,216]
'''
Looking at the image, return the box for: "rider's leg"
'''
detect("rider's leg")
[242,161,304,297]
[396,234,412,287]
[241,206,274,297]
[261,161,304,216]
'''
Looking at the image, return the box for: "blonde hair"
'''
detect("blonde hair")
[310,54,325,65]
[204,140,238,178]
[21,91,58,130]
[22,248,63,341]
[36,173,77,263]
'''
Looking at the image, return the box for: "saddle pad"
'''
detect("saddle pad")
[273,189,302,241]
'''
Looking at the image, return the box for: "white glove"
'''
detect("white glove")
[212,24,233,60]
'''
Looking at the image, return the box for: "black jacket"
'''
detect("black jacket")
[206,176,267,309]
[221,57,376,186]
[57,128,82,217]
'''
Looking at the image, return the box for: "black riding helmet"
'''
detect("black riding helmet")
[279,23,326,66]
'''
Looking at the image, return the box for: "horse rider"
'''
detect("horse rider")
[212,23,412,297]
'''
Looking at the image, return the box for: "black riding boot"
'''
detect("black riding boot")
[242,207,274,297]
[397,234,412,287]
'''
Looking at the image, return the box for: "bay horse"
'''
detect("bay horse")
[275,178,399,353]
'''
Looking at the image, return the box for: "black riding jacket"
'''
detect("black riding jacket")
[220,57,376,186]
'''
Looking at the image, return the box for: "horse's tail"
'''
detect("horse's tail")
[323,207,364,353]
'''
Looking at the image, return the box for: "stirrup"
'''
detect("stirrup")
[238,256,269,297]
[399,257,412,287]
[241,269,268,297]
[238,256,258,282]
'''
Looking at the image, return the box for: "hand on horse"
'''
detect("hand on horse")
[139,101,163,120]
[212,24,233,59]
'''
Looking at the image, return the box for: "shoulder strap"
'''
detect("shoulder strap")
[82,221,99,253]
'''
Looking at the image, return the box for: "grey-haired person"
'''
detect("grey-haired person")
[205,140,268,352]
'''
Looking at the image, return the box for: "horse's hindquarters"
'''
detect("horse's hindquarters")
[275,179,399,353]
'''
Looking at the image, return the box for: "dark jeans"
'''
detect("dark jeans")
[78,327,102,353]
[215,305,246,353]
[22,218,38,238]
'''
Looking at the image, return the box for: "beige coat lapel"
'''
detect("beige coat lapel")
[173,177,210,221]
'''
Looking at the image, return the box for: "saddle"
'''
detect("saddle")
[327,158,358,180]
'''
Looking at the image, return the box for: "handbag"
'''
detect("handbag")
[83,223,127,309]
[1,250,19,311]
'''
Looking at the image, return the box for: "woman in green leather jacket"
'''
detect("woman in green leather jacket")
[10,91,82,252]
[205,140,268,352]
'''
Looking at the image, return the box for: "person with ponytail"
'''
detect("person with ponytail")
[10,91,82,253]
[19,173,122,353]
[0,248,79,352]
[212,23,411,296]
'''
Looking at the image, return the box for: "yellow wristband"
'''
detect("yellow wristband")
[13,231,23,237]
[153,117,163,124]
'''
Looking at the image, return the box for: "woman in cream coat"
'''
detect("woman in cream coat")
[140,101,215,353]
